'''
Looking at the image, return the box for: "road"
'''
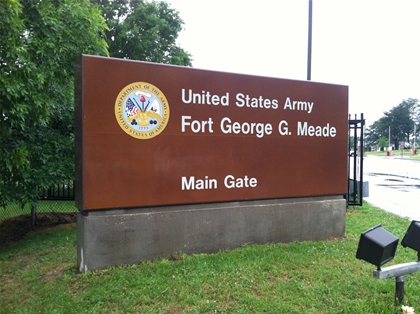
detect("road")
[362,154,420,221]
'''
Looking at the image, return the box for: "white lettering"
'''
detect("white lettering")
[181,89,229,106]
[284,97,292,110]
[181,116,214,133]
[284,97,314,113]
[182,176,194,190]
[182,176,217,190]
[278,120,290,135]
[235,93,278,109]
[297,121,337,137]
[224,175,258,189]
[220,117,272,138]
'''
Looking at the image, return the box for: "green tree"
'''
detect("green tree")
[365,99,419,150]
[378,137,388,150]
[94,0,192,66]
[385,100,413,148]
[365,118,388,150]
[0,0,108,207]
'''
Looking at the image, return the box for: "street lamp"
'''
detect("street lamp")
[356,222,420,304]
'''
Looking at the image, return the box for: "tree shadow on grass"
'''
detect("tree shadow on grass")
[0,212,76,249]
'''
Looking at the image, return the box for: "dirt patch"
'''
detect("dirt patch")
[43,266,66,281]
[0,212,76,249]
[164,304,185,314]
[346,209,361,216]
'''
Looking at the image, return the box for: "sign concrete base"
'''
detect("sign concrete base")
[77,196,346,272]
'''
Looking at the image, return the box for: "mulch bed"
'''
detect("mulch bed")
[0,212,76,249]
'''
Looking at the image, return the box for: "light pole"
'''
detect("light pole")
[414,113,420,154]
[307,0,312,81]
[388,126,392,156]
[389,126,391,148]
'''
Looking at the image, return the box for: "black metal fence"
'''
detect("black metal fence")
[0,180,77,247]
[38,180,75,201]
[347,114,365,206]
[0,180,76,224]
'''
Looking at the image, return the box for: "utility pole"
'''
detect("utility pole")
[413,123,417,154]
[388,126,392,156]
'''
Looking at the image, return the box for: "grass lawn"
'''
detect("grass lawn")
[1,202,419,313]
[365,149,420,160]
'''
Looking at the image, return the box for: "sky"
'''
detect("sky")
[168,0,420,127]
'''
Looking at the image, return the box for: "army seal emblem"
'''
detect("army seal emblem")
[115,82,170,139]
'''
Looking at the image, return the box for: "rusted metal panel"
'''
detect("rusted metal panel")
[75,55,348,210]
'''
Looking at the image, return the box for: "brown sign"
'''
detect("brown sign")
[75,55,348,211]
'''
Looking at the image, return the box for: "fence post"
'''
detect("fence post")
[31,204,37,226]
